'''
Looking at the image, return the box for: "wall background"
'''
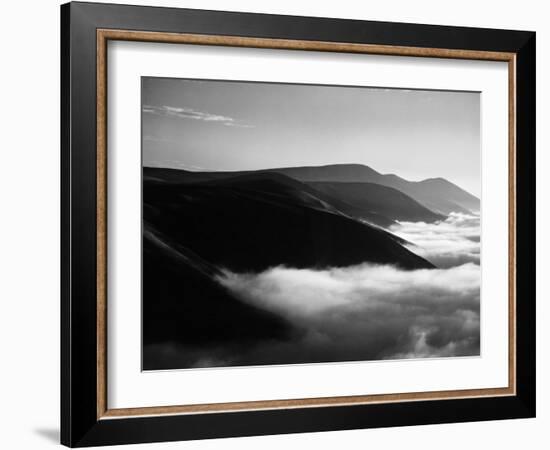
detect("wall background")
[0,1,545,448]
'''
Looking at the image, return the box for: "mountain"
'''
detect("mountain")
[309,181,445,223]
[143,168,434,272]
[195,171,399,228]
[269,164,382,183]
[271,164,480,215]
[143,167,443,226]
[144,167,396,227]
[144,164,479,216]
[142,167,437,369]
[143,226,295,370]
[401,177,480,213]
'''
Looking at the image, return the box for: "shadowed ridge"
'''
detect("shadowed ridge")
[143,164,479,215]
[269,164,479,215]
[143,171,434,272]
[309,181,446,223]
[142,224,295,370]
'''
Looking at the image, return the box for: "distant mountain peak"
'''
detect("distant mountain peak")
[421,177,452,184]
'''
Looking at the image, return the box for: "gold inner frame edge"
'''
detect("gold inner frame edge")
[96,29,517,420]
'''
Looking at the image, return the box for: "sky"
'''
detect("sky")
[142,77,481,196]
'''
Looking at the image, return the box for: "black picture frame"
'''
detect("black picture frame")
[61,1,536,447]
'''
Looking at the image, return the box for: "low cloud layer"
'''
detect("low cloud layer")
[211,262,480,365]
[145,214,481,369]
[390,212,480,268]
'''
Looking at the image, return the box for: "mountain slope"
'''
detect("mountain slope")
[403,177,480,213]
[202,171,400,228]
[144,164,479,215]
[142,227,294,370]
[143,169,434,271]
[271,164,479,215]
[144,167,396,226]
[142,168,437,370]
[309,181,445,223]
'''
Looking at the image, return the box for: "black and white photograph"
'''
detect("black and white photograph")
[141,77,481,371]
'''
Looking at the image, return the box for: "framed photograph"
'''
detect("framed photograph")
[61,2,536,447]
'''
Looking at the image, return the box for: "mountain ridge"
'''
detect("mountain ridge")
[144,163,479,216]
[266,164,479,215]
[143,167,445,227]
[143,169,434,271]
[308,181,445,224]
